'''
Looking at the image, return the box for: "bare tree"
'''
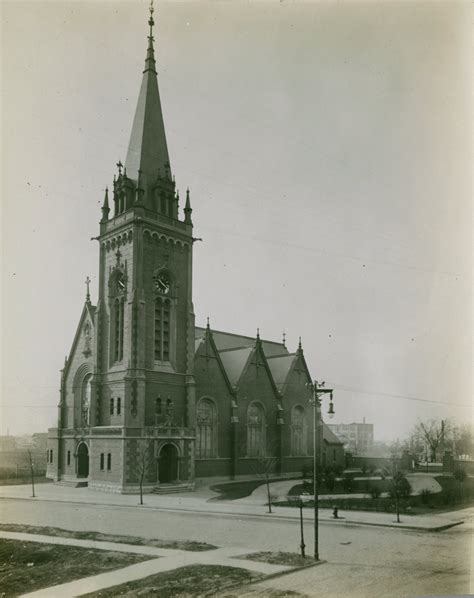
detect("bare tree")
[412,419,451,463]
[384,461,411,523]
[252,452,278,513]
[136,437,154,505]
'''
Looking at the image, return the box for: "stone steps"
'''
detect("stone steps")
[56,480,89,488]
[151,482,195,494]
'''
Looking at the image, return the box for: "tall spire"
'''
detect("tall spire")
[125,1,171,188]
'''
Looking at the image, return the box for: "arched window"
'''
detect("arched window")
[196,398,217,458]
[113,297,124,362]
[291,405,307,456]
[81,374,92,426]
[154,297,171,361]
[247,403,266,457]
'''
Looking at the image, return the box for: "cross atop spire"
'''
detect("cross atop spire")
[145,0,156,74]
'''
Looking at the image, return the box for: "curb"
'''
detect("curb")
[330,517,465,532]
[0,495,465,533]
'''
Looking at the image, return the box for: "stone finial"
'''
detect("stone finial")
[85,276,91,303]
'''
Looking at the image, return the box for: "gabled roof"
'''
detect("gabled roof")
[218,346,253,386]
[322,424,344,445]
[64,301,96,378]
[195,327,288,357]
[266,354,297,391]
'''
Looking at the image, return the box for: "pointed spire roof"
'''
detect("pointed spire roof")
[125,2,171,187]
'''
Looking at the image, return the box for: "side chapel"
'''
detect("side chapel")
[46,7,344,493]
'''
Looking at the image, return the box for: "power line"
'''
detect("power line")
[326,383,470,408]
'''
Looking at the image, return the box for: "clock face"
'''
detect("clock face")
[155,273,170,295]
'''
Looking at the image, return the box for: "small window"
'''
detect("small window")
[107,453,112,471]
[117,397,121,415]
[333,449,336,462]
[50,449,53,463]
[155,397,162,414]
[110,398,114,415]
[67,450,71,466]
[100,453,104,471]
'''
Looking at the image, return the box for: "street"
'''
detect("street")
[0,497,471,597]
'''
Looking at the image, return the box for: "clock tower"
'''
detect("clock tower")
[87,5,196,490]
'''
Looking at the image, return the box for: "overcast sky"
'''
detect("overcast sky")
[1,1,472,440]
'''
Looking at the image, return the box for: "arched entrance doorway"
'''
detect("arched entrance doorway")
[158,443,179,483]
[77,443,89,478]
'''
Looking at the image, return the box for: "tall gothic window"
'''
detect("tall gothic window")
[291,405,307,456]
[110,269,125,363]
[81,374,92,426]
[113,298,124,362]
[154,297,171,361]
[196,398,217,458]
[247,402,266,457]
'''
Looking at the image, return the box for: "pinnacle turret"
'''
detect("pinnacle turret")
[184,188,193,224]
[101,187,110,222]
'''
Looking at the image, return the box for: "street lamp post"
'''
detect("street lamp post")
[306,380,335,561]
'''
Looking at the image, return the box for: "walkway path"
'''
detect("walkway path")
[0,530,292,598]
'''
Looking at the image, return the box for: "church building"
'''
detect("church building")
[46,7,344,493]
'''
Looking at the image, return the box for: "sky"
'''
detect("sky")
[1,1,472,441]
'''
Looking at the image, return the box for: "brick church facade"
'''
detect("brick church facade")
[46,8,344,493]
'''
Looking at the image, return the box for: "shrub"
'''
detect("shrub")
[324,470,336,492]
[367,484,381,499]
[420,488,432,505]
[442,488,456,505]
[360,461,367,474]
[342,474,355,493]
[453,468,467,483]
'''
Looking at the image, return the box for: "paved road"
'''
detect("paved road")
[0,498,471,597]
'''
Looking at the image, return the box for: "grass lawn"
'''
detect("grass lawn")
[0,538,153,597]
[82,564,265,597]
[0,523,216,552]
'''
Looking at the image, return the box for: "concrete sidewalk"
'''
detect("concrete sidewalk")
[1,530,292,598]
[0,483,470,532]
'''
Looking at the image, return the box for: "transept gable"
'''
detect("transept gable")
[229,341,281,403]
[194,328,235,396]
[271,351,312,398]
[64,302,96,380]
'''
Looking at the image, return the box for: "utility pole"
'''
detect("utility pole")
[306,380,335,561]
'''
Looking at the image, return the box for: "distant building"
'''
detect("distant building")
[327,419,374,455]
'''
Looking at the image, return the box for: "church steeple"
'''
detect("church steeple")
[125,1,171,189]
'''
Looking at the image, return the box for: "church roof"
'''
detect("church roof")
[125,8,171,187]
[322,425,344,445]
[218,346,253,386]
[194,327,288,357]
[266,353,297,390]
